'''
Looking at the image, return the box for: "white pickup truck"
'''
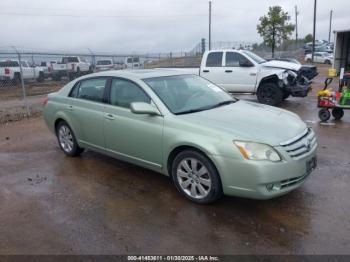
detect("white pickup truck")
[163,50,312,106]
[0,60,45,84]
[52,56,91,81]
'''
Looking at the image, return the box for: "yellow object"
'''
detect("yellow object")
[318,90,332,97]
[328,68,337,77]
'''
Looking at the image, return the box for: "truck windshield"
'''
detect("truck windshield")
[242,51,266,64]
[0,61,19,67]
[63,57,79,63]
[97,60,112,65]
[144,75,236,115]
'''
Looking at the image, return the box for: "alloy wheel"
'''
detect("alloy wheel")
[58,125,74,153]
[176,158,212,199]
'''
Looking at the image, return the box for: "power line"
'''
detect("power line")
[0,12,210,19]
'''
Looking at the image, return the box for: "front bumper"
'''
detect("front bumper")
[210,144,317,200]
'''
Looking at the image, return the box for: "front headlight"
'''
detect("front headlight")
[282,71,289,85]
[234,141,281,162]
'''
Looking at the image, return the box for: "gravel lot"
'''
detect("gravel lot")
[0,66,349,255]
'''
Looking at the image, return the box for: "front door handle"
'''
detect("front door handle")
[203,70,210,73]
[250,73,257,76]
[105,113,116,120]
[225,70,233,73]
[67,105,74,111]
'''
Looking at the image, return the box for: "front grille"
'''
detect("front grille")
[280,128,317,159]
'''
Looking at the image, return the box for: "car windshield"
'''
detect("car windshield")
[144,75,237,115]
[241,50,266,64]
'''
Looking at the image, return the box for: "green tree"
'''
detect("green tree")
[304,34,313,43]
[257,6,295,57]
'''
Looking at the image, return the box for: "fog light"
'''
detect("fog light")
[266,183,281,191]
[266,183,274,191]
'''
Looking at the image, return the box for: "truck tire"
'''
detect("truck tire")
[12,73,21,86]
[325,60,331,65]
[306,59,312,63]
[52,74,61,81]
[257,82,283,106]
[37,72,45,83]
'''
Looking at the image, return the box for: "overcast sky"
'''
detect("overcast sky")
[1,0,349,54]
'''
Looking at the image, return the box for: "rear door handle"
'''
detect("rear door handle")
[67,105,74,111]
[105,113,116,120]
[225,70,233,73]
[203,70,210,73]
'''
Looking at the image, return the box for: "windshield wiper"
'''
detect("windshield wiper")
[176,100,236,115]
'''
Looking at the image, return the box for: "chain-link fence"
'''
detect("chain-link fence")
[0,48,178,123]
[0,42,305,123]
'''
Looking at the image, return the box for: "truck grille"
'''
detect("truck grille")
[280,128,317,159]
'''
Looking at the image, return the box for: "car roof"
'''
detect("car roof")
[84,69,193,80]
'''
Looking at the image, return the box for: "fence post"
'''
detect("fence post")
[31,53,36,79]
[16,50,30,117]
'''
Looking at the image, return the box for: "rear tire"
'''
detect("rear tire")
[318,108,331,122]
[56,121,84,157]
[257,82,283,106]
[171,150,223,204]
[332,108,344,120]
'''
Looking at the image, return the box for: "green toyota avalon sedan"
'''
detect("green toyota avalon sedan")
[43,70,317,204]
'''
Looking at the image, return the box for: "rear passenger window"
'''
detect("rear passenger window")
[110,79,150,109]
[206,52,223,67]
[73,78,107,103]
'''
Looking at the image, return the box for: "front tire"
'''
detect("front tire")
[171,150,223,204]
[257,82,283,106]
[56,121,84,157]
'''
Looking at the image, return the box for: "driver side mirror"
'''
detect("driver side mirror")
[239,60,254,67]
[130,102,161,116]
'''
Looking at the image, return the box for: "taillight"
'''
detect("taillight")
[42,96,49,106]
[4,68,10,75]
[48,66,52,72]
[71,64,75,70]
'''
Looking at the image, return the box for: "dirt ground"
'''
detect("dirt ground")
[0,65,350,255]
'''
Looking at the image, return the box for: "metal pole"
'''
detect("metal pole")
[13,47,30,117]
[328,10,333,42]
[311,0,317,63]
[209,1,212,50]
[295,5,299,42]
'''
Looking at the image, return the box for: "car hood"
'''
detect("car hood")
[177,100,307,146]
[262,60,301,71]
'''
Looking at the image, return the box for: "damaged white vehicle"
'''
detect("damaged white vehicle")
[162,50,313,106]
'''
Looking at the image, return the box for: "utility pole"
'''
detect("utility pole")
[328,10,333,42]
[295,5,299,42]
[209,1,212,50]
[312,0,317,63]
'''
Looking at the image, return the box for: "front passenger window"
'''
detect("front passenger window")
[110,79,150,108]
